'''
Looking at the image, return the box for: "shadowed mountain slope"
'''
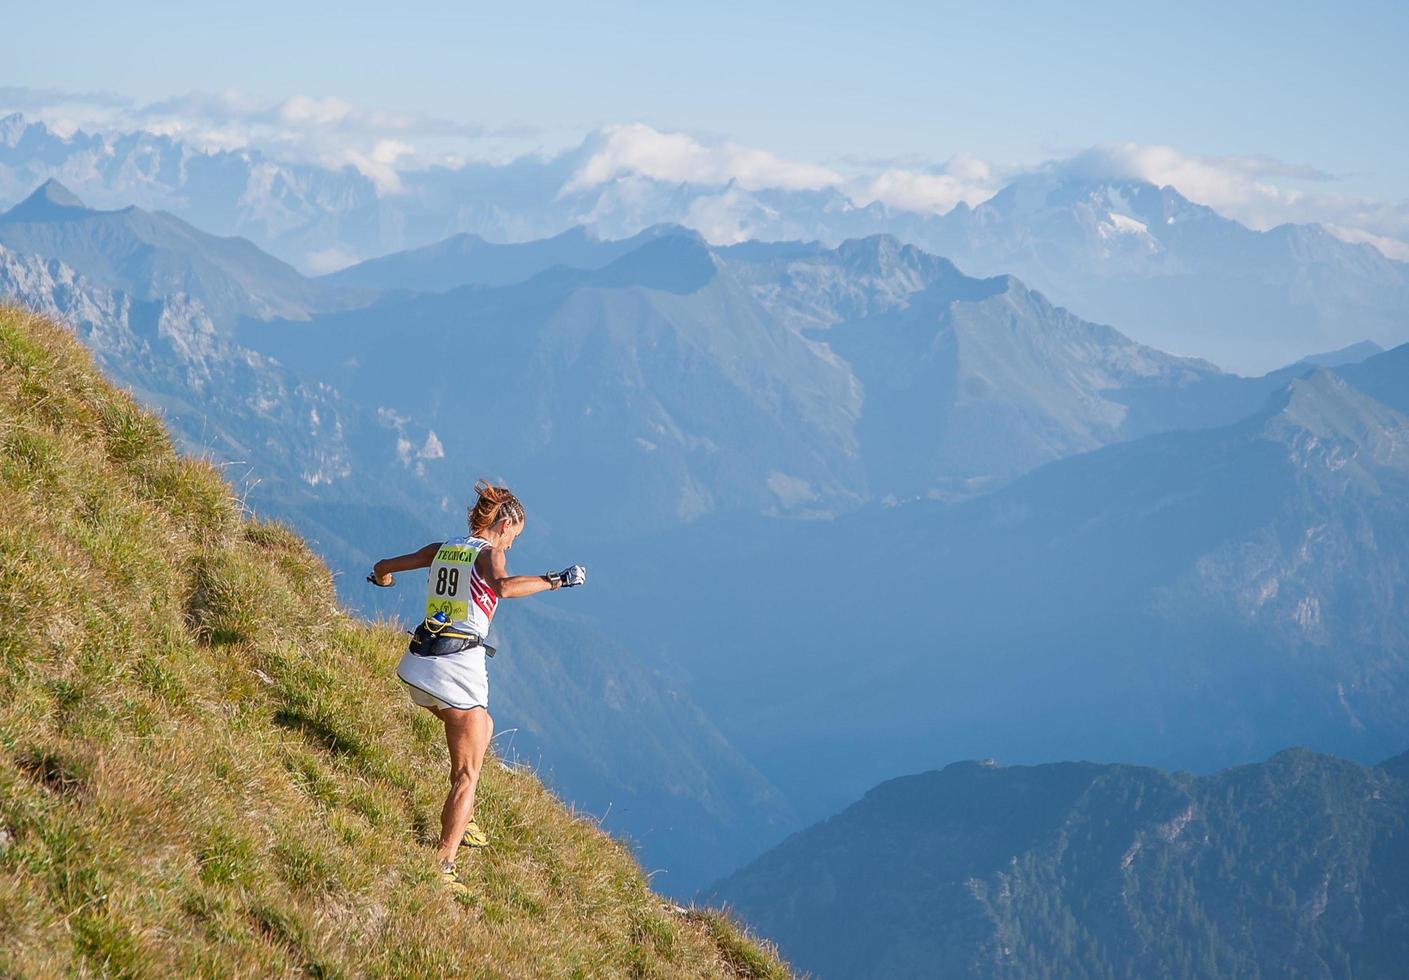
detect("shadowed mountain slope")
[707,748,1409,979]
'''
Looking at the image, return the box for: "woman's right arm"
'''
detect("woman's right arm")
[370,542,442,586]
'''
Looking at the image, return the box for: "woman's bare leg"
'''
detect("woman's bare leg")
[433,705,492,866]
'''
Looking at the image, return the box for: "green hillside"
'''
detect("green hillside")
[0,305,786,977]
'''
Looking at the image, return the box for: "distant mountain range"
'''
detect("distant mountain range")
[921,176,1409,372]
[4,114,1405,371]
[706,747,1409,979]
[0,112,380,273]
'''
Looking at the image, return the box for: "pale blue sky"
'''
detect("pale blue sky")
[7,0,1408,200]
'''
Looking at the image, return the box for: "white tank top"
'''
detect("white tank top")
[423,535,499,637]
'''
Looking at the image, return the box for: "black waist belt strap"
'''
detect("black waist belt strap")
[409,621,496,658]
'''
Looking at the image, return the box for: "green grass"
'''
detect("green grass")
[0,304,790,978]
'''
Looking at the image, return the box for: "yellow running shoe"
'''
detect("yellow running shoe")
[462,819,490,848]
[439,860,469,896]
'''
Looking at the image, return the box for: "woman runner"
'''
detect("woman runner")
[367,481,586,892]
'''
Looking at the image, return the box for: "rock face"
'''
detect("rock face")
[0,241,361,492]
[706,748,1409,980]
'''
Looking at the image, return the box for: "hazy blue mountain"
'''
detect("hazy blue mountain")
[322,223,684,292]
[1301,340,1385,368]
[0,113,383,272]
[4,201,1238,583]
[0,180,367,325]
[922,177,1409,372]
[0,185,1260,538]
[730,234,1220,495]
[242,230,865,531]
[706,747,1409,979]
[594,350,1409,819]
[1116,338,1386,438]
[1338,342,1409,415]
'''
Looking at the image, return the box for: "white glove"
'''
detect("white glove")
[548,564,587,589]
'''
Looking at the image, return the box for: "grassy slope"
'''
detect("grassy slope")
[0,305,787,978]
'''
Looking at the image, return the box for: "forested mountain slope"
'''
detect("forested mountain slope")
[708,748,1409,979]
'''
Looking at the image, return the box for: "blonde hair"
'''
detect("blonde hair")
[467,479,525,536]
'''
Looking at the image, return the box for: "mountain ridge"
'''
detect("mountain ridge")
[1,176,89,219]
[706,746,1409,979]
[0,179,365,325]
[323,222,693,292]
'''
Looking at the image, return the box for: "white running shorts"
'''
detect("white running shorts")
[396,645,489,711]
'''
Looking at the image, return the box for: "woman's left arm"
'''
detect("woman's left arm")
[369,542,442,586]
[476,546,559,598]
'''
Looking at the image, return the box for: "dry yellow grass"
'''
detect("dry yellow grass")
[0,305,790,978]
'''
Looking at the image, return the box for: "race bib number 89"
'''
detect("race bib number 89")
[426,544,478,622]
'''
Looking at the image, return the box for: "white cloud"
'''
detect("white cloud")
[854,154,1000,214]
[276,95,357,128]
[1053,142,1409,260]
[564,122,843,194]
[1057,143,1325,218]
[1323,224,1409,261]
[562,124,1005,223]
[0,85,536,172]
[337,139,415,194]
[683,186,779,244]
[303,246,362,275]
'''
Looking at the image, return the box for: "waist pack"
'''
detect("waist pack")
[408,620,496,658]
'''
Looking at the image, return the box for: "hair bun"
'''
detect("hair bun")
[468,479,524,534]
